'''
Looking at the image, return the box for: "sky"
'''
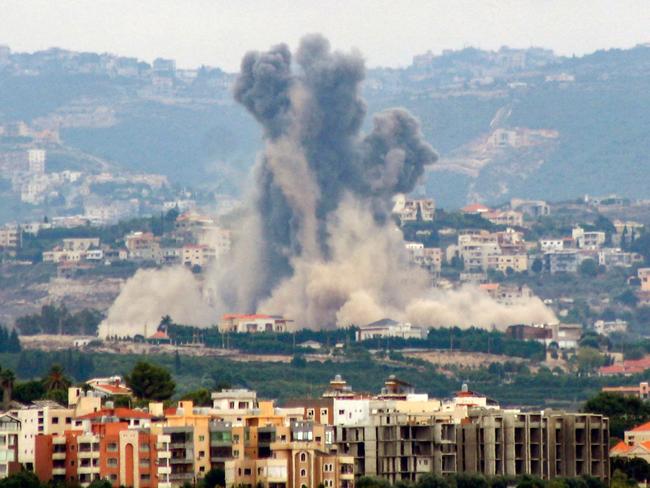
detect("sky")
[2,0,650,71]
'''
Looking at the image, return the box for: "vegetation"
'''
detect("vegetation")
[125,361,175,401]
[583,392,650,438]
[15,304,103,336]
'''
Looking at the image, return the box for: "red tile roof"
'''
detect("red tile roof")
[611,440,632,454]
[631,421,650,432]
[599,356,650,376]
[222,314,274,320]
[93,383,131,395]
[462,203,491,213]
[77,408,152,420]
[149,329,169,340]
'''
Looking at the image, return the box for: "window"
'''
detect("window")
[65,417,72,424]
[199,450,205,459]
[229,401,235,409]
[300,453,307,462]
[107,458,118,467]
[52,417,59,424]
[141,474,150,481]
[300,469,307,477]
[140,443,150,452]
[244,468,252,476]
[233,435,240,443]
[233,450,239,457]
[107,443,118,452]
[339,410,345,415]
[307,409,315,418]
[199,435,205,442]
[140,459,150,467]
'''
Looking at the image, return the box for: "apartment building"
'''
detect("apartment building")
[0,414,21,479]
[484,210,524,227]
[181,244,215,268]
[34,421,165,488]
[393,197,435,223]
[495,253,528,273]
[639,268,650,292]
[0,225,19,249]
[356,319,427,341]
[336,409,608,484]
[225,420,354,488]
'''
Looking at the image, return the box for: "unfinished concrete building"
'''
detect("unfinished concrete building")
[336,410,609,484]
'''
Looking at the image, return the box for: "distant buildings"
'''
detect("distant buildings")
[218,314,296,334]
[506,323,581,349]
[593,319,628,336]
[355,319,427,341]
[393,196,435,223]
[599,357,650,376]
[611,421,650,462]
[602,382,650,400]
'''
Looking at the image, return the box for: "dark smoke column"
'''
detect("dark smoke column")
[230,34,437,318]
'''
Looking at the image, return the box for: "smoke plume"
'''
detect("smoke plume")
[99,34,555,336]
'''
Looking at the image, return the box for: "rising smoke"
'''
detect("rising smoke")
[99,34,555,337]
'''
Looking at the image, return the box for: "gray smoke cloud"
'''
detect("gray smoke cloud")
[224,34,438,317]
[100,34,556,335]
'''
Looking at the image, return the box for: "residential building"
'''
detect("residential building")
[598,248,642,268]
[505,323,581,349]
[593,319,628,336]
[602,382,650,400]
[544,250,580,274]
[495,253,528,273]
[62,238,100,252]
[9,401,74,471]
[125,232,162,262]
[540,239,564,253]
[599,356,650,376]
[405,243,442,274]
[27,149,46,175]
[461,203,491,215]
[219,314,296,333]
[356,319,427,341]
[611,421,650,463]
[639,268,650,292]
[0,225,19,249]
[0,414,21,479]
[484,210,524,227]
[181,244,215,268]
[510,199,550,218]
[393,197,435,223]
[572,227,606,250]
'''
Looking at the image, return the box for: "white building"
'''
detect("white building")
[0,414,20,479]
[27,149,45,175]
[0,225,19,249]
[593,319,628,336]
[540,239,564,253]
[218,314,296,333]
[356,318,427,341]
[572,227,606,249]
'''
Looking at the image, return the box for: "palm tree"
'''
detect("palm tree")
[0,369,15,410]
[42,364,71,392]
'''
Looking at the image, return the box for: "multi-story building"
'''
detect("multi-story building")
[544,250,580,274]
[611,421,650,463]
[125,232,162,263]
[598,248,642,268]
[27,149,46,175]
[484,210,524,227]
[495,253,528,273]
[0,414,21,479]
[336,409,609,484]
[181,244,215,268]
[602,382,650,400]
[393,197,435,223]
[356,319,427,341]
[510,199,550,218]
[9,400,75,471]
[0,225,19,249]
[219,314,296,333]
[572,227,606,250]
[639,268,650,292]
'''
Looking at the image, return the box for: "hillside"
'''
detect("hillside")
[2,44,650,208]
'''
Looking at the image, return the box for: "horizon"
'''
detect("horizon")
[2,0,650,71]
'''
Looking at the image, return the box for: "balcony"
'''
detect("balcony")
[52,452,66,460]
[169,472,194,481]
[52,468,66,476]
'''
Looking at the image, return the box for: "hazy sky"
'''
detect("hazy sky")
[2,0,650,71]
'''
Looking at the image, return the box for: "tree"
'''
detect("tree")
[416,474,449,488]
[584,392,650,438]
[182,388,212,407]
[454,473,488,488]
[0,369,14,410]
[125,361,175,401]
[12,380,45,404]
[0,470,43,488]
[200,467,225,488]
[579,259,599,277]
[174,350,182,373]
[42,364,71,392]
[532,257,543,273]
[88,480,113,488]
